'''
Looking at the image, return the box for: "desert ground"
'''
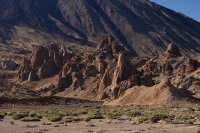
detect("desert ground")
[1,104,200,133]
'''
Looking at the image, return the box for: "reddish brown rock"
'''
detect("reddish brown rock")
[56,73,72,92]
[163,43,182,57]
[140,72,155,87]
[97,69,115,100]
[17,57,31,81]
[17,44,70,81]
[97,34,125,55]
[38,60,57,79]
[185,58,200,73]
[111,53,139,98]
[93,57,107,74]
[28,71,38,81]
[83,65,98,78]
[15,35,200,105]
[142,60,157,72]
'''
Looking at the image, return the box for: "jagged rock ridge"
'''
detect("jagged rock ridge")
[17,34,200,105]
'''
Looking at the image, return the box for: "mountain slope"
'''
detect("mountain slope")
[0,0,200,56]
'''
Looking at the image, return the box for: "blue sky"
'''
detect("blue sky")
[150,0,200,22]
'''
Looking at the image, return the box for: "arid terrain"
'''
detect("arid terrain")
[1,105,200,133]
[0,34,200,133]
[0,0,200,133]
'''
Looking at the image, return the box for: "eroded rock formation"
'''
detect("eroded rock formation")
[17,44,71,81]
[16,34,200,105]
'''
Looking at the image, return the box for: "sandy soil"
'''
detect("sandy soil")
[0,116,199,133]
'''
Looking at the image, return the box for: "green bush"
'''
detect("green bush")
[12,112,29,120]
[28,111,37,117]
[125,111,141,117]
[0,112,7,119]
[88,111,104,119]
[150,114,168,123]
[84,117,91,122]
[21,117,40,122]
[47,113,62,122]
[7,112,16,116]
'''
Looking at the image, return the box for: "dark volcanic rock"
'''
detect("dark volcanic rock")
[1,58,19,70]
[1,0,200,56]
[111,53,140,98]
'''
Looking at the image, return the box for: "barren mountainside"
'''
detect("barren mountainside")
[0,0,200,56]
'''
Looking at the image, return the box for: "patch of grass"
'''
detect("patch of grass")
[88,110,104,119]
[125,111,141,117]
[132,116,149,124]
[150,114,168,123]
[0,112,7,119]
[21,117,40,122]
[28,111,37,117]
[84,117,91,122]
[104,109,122,119]
[12,112,29,120]
[47,113,62,122]
[7,112,16,116]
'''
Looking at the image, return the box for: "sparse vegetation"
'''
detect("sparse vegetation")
[0,112,7,119]
[88,110,104,119]
[47,113,63,122]
[21,117,40,122]
[150,114,168,123]
[12,112,29,120]
[2,104,200,126]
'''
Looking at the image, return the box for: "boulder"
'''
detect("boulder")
[1,58,19,70]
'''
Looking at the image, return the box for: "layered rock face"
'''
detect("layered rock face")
[17,34,200,105]
[17,44,71,81]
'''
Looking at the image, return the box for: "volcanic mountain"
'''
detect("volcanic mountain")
[0,0,200,57]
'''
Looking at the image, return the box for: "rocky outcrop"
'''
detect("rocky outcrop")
[111,53,140,98]
[97,69,115,100]
[106,80,187,106]
[184,58,200,73]
[93,57,107,74]
[164,43,182,57]
[1,58,19,70]
[16,35,200,105]
[17,43,71,81]
[97,34,126,55]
